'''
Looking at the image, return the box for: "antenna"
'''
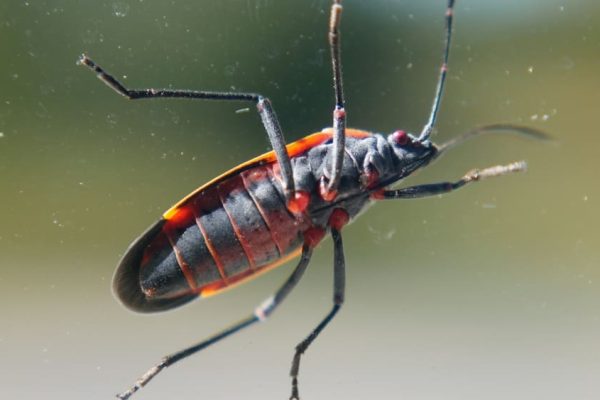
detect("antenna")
[419,0,456,141]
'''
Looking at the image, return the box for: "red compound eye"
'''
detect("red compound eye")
[392,130,409,146]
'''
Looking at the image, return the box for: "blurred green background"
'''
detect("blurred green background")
[1,1,599,399]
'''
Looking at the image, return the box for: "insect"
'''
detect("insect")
[79,0,546,399]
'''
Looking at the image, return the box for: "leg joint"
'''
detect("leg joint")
[254,296,275,322]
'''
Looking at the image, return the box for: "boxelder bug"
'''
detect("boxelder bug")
[79,0,547,399]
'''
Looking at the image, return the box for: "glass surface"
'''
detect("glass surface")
[1,1,599,399]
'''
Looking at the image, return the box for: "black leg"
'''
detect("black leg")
[322,0,347,200]
[289,228,345,400]
[378,161,527,200]
[116,244,314,400]
[77,54,297,202]
[419,0,456,141]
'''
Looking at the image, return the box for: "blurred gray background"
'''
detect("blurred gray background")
[1,1,599,399]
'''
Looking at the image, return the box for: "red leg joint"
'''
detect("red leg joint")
[364,168,379,189]
[287,190,310,214]
[304,226,326,248]
[319,177,338,202]
[328,208,349,231]
[370,189,385,200]
[334,107,346,120]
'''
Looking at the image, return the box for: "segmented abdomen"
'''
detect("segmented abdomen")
[140,165,309,299]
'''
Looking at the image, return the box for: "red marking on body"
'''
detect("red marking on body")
[441,63,448,73]
[328,208,349,231]
[303,227,326,248]
[334,108,346,119]
[392,130,409,146]
[319,177,338,202]
[264,167,310,252]
[370,189,386,200]
[270,160,281,181]
[287,190,310,214]
[365,168,380,189]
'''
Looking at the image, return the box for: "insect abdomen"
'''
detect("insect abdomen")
[139,165,307,300]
